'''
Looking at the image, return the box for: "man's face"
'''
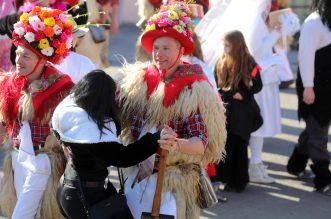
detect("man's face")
[15,45,40,76]
[152,37,182,71]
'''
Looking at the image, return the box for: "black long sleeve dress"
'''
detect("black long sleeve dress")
[216,68,263,192]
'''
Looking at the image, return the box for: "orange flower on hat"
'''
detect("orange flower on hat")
[56,20,64,30]
[44,26,55,38]
[55,43,66,55]
[39,10,49,20]
[32,6,41,14]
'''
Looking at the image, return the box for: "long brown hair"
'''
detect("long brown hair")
[216,30,256,90]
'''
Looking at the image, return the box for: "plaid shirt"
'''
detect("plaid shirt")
[130,110,208,149]
[131,110,208,184]
[11,120,51,149]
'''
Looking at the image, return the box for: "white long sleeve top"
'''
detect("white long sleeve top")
[298,12,331,87]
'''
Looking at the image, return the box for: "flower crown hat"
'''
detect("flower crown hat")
[12,6,73,65]
[141,2,195,55]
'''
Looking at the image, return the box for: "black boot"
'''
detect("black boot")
[310,160,331,191]
[287,147,309,175]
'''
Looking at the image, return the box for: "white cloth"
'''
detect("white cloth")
[51,95,119,144]
[125,170,177,219]
[181,56,218,93]
[55,51,96,84]
[249,136,264,164]
[298,12,331,87]
[11,150,51,219]
[274,46,294,81]
[196,0,274,72]
[251,75,281,137]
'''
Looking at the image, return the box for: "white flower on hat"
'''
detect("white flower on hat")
[53,24,62,35]
[41,46,54,56]
[24,32,35,43]
[14,27,25,37]
[28,15,41,25]
[66,37,73,49]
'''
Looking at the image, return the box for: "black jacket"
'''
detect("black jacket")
[219,70,263,141]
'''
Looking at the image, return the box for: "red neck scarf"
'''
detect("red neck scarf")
[0,66,74,133]
[144,63,209,107]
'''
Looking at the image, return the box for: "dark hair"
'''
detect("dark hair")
[216,30,256,90]
[312,0,331,30]
[71,70,121,137]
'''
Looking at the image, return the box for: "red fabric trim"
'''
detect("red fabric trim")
[206,162,216,177]
[144,64,209,107]
[32,66,74,118]
[0,66,73,134]
[0,74,27,134]
[250,64,261,78]
[148,0,162,8]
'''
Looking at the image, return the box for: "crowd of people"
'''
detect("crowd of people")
[0,0,330,219]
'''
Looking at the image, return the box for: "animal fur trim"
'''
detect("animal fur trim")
[0,135,66,219]
[118,64,227,166]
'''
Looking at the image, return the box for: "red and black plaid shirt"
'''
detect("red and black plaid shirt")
[11,120,51,149]
[131,110,208,149]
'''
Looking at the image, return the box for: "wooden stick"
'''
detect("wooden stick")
[151,149,169,216]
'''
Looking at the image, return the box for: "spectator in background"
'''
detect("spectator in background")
[287,0,331,196]
[215,30,263,192]
[75,0,119,68]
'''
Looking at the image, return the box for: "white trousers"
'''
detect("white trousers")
[125,169,177,219]
[11,150,51,219]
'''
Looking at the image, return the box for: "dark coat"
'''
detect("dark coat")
[219,70,263,141]
[296,43,331,126]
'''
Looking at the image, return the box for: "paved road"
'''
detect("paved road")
[1,24,330,219]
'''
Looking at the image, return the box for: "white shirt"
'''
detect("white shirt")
[298,12,331,87]
[55,51,96,84]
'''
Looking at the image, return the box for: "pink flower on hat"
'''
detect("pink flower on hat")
[31,21,45,32]
[59,13,68,24]
[53,24,62,35]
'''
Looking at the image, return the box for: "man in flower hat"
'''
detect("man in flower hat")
[0,6,74,219]
[117,2,226,218]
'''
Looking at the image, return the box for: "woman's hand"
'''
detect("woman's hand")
[233,92,243,100]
